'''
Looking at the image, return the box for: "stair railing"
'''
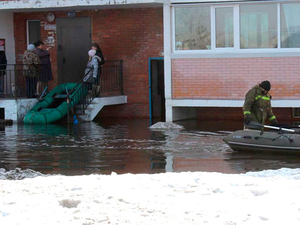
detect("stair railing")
[66,66,97,121]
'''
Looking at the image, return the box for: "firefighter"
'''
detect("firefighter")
[243,80,278,126]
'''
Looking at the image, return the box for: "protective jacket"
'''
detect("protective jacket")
[243,85,276,125]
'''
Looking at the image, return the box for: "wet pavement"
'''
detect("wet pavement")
[0,119,300,175]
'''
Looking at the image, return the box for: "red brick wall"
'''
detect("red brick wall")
[14,8,163,118]
[14,11,62,90]
[172,57,300,100]
[196,107,292,122]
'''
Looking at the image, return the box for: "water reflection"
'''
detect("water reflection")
[0,119,300,175]
[227,151,300,172]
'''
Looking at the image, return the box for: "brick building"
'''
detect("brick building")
[1,0,300,123]
[0,0,164,121]
[164,0,300,122]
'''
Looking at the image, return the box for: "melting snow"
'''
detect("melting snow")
[149,122,184,130]
[0,168,300,224]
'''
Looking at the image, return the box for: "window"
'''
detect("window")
[240,4,277,49]
[27,20,41,46]
[173,2,300,52]
[175,7,211,50]
[216,7,234,48]
[281,3,300,48]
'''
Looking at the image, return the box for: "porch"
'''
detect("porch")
[0,60,127,123]
[1,4,164,120]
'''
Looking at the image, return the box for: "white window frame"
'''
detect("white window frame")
[277,3,281,49]
[172,2,300,55]
[172,4,213,53]
[213,5,236,51]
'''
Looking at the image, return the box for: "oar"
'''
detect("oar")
[247,121,298,133]
[38,86,48,101]
[278,124,300,129]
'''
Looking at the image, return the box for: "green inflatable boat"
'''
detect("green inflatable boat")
[23,83,86,124]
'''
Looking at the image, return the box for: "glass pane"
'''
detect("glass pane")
[216,7,234,48]
[28,21,41,45]
[175,7,211,50]
[281,3,300,48]
[240,4,277,49]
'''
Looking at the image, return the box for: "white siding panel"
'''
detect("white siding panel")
[0,12,15,64]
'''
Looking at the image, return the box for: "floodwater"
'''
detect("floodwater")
[0,119,300,176]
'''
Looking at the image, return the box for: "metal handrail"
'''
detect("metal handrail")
[99,60,124,95]
[0,63,48,99]
[73,60,124,116]
[1,61,124,122]
[0,60,123,99]
[69,67,96,114]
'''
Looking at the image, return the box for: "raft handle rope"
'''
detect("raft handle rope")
[254,135,293,143]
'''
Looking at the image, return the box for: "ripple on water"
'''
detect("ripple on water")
[0,120,300,175]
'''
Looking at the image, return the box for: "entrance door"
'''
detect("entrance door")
[150,59,165,124]
[57,17,91,83]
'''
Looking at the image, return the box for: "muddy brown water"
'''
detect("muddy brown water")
[0,119,300,175]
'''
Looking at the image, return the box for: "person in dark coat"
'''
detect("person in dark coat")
[0,51,7,95]
[34,41,53,96]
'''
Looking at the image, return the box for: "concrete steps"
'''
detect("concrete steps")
[78,95,127,121]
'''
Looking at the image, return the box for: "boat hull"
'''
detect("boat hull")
[23,83,86,124]
[223,130,300,153]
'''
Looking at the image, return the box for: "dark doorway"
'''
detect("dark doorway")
[150,58,165,124]
[56,17,91,83]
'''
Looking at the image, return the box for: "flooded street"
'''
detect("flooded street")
[0,119,300,175]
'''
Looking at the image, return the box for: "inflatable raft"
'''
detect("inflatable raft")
[223,129,300,153]
[23,83,86,124]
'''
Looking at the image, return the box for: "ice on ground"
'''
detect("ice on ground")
[1,168,300,225]
[150,122,184,130]
[0,168,46,180]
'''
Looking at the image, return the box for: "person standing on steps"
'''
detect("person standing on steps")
[34,41,53,96]
[23,44,41,98]
[84,49,101,96]
[91,43,105,93]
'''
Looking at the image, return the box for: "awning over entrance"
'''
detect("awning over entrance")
[0,0,164,12]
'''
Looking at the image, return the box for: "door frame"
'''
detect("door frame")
[149,57,164,125]
[56,17,91,84]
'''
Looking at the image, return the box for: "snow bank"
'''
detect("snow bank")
[149,122,184,130]
[1,168,300,224]
[0,168,46,180]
